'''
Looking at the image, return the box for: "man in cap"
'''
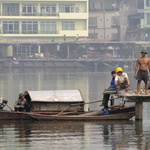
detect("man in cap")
[115,67,130,90]
[14,93,28,112]
[134,50,150,94]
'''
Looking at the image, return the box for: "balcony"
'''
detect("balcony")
[0,12,88,20]
[58,30,88,36]
[58,13,88,19]
[1,30,88,37]
[1,12,58,17]
[89,8,119,12]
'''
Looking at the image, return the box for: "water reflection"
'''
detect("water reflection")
[0,120,149,150]
[0,68,150,149]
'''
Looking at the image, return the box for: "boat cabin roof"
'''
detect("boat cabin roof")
[27,90,84,103]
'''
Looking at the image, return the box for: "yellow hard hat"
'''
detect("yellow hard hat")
[116,67,123,73]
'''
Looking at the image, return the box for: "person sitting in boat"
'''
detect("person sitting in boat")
[115,67,130,90]
[24,91,31,112]
[101,71,119,109]
[14,93,28,112]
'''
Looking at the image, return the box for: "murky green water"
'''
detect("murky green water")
[0,68,150,150]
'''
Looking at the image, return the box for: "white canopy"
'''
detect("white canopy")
[28,90,84,102]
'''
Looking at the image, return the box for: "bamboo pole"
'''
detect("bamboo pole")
[6,104,14,112]
[56,100,102,116]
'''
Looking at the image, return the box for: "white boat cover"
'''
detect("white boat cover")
[28,90,84,102]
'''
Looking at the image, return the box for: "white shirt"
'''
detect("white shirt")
[115,72,128,83]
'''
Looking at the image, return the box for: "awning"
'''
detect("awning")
[28,90,84,102]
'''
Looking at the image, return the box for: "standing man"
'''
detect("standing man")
[134,50,150,94]
[63,34,66,41]
[75,34,79,42]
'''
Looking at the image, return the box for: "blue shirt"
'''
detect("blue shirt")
[108,77,118,89]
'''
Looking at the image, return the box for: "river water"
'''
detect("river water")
[0,68,150,150]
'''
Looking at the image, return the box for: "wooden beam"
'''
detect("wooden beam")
[135,102,143,120]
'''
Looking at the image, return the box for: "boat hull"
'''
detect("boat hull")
[28,112,135,121]
[0,106,135,121]
[0,110,30,120]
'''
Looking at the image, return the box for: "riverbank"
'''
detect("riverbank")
[0,58,136,70]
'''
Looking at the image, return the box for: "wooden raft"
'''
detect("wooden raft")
[103,89,150,120]
[118,90,150,120]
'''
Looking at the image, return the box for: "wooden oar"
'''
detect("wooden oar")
[68,100,103,107]
[6,104,14,112]
[57,105,71,116]
[56,99,103,116]
[57,110,77,116]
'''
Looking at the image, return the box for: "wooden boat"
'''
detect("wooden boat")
[0,105,135,120]
[0,110,31,120]
[0,90,135,121]
[27,105,135,121]
[0,99,30,120]
[27,110,135,121]
[0,90,85,120]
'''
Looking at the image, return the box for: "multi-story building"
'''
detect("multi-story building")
[0,0,88,58]
[125,0,150,41]
[89,0,138,41]
[89,0,121,41]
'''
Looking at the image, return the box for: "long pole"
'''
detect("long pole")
[6,104,13,111]
[56,100,102,116]
[67,44,69,59]
[103,11,105,39]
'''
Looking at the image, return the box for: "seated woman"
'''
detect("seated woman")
[14,93,28,112]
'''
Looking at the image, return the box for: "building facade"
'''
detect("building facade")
[140,0,150,40]
[89,0,120,41]
[126,0,150,41]
[88,0,138,42]
[0,0,88,58]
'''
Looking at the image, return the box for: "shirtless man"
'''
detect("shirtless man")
[134,50,150,94]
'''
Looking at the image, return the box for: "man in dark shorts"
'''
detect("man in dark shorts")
[136,70,149,82]
[134,50,150,94]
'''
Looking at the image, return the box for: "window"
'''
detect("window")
[40,21,56,34]
[147,14,150,25]
[100,2,103,8]
[13,45,38,58]
[2,3,19,16]
[22,21,38,34]
[92,2,95,9]
[22,3,37,16]
[62,21,74,30]
[146,0,150,6]
[40,3,56,16]
[3,21,19,34]
[89,33,98,39]
[89,17,97,27]
[59,4,75,13]
[112,33,118,40]
[111,17,119,26]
